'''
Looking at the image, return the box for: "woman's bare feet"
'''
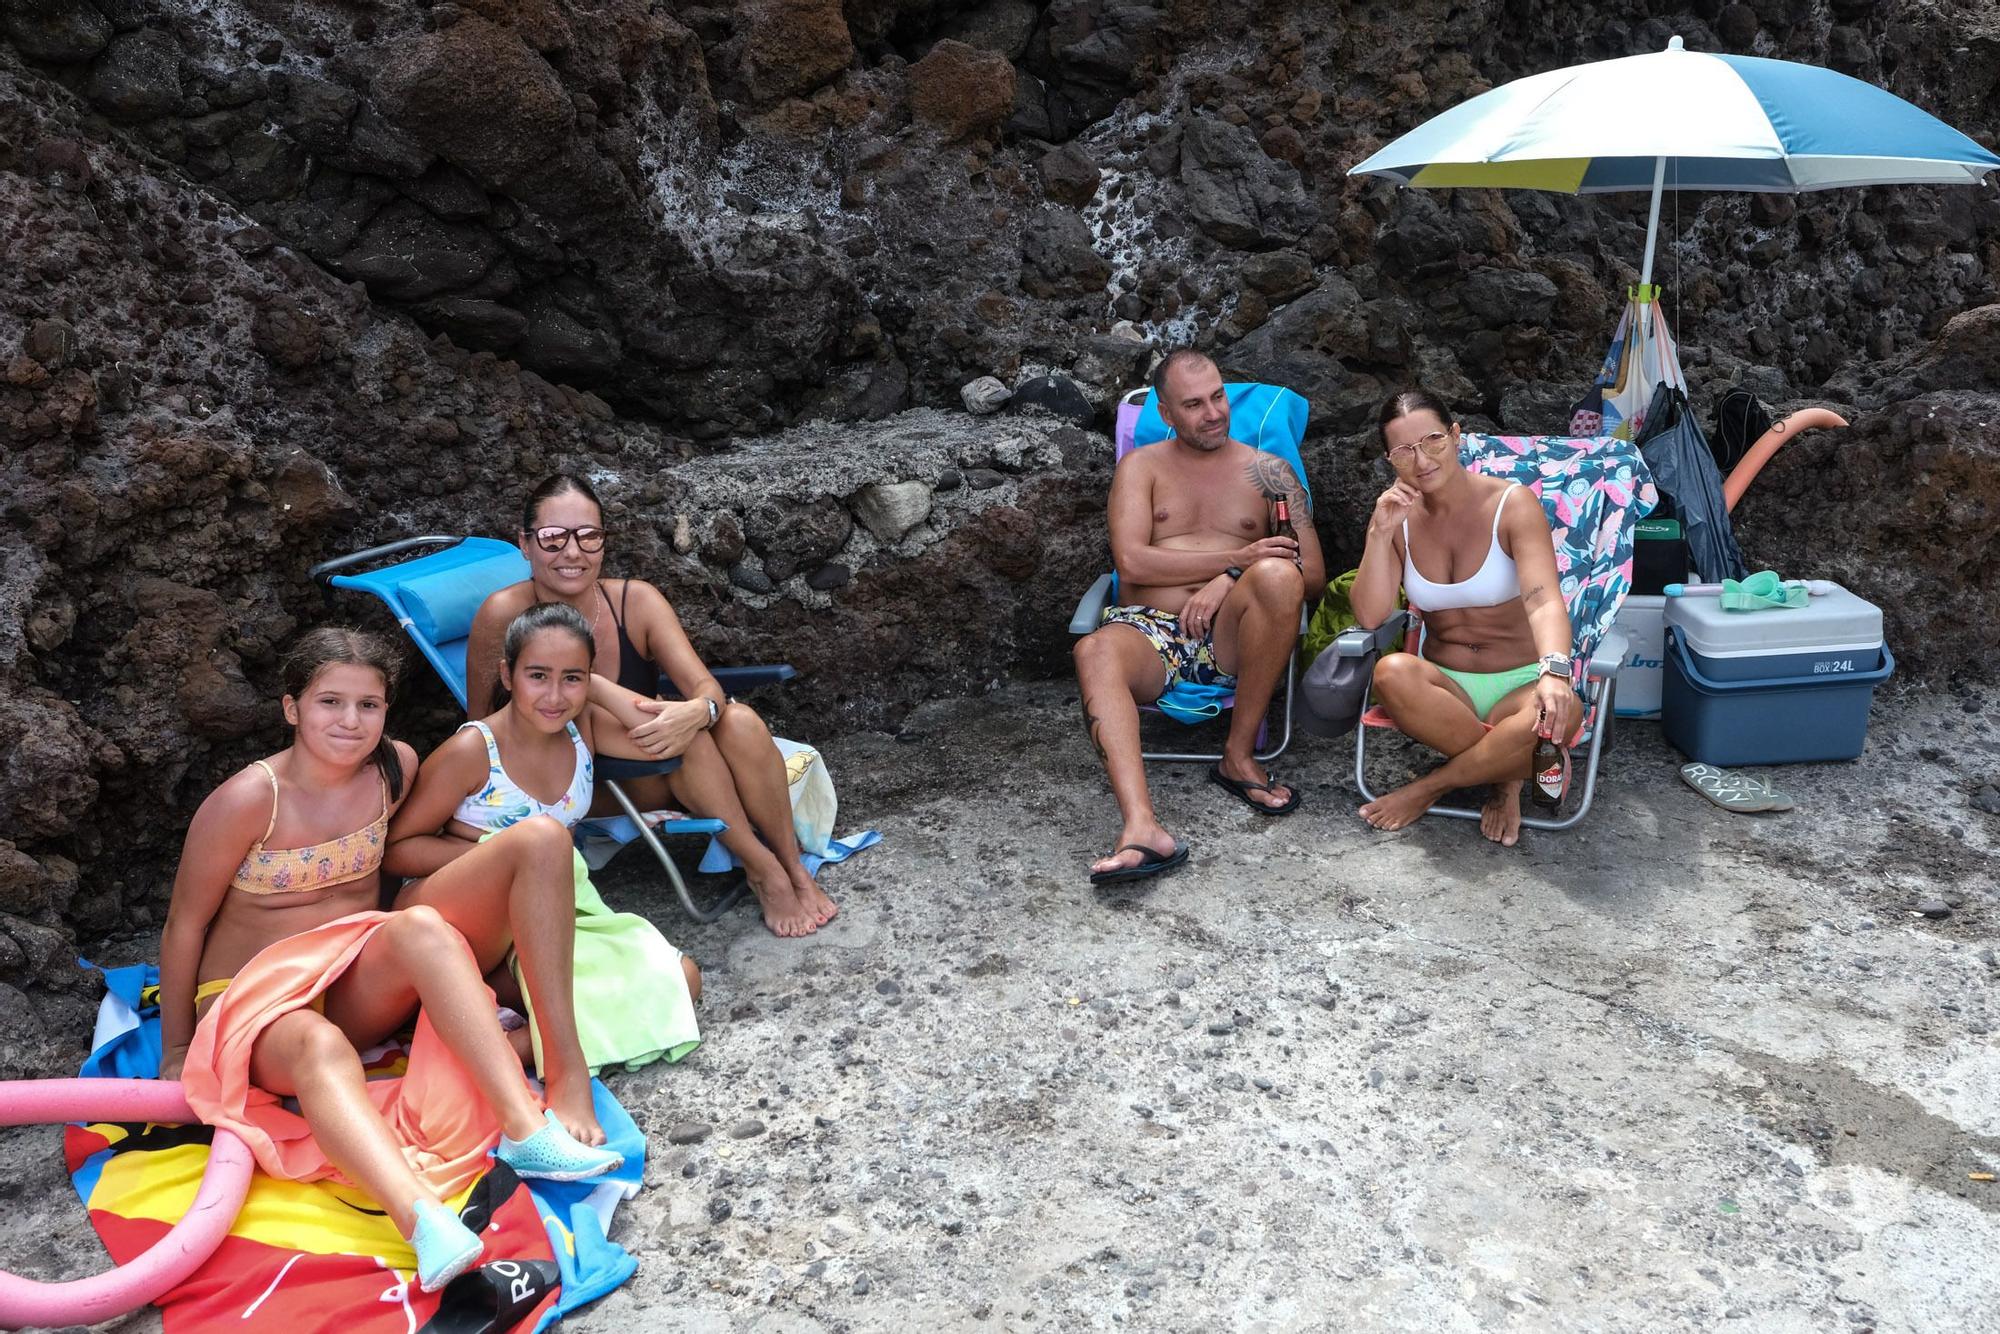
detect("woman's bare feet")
[543,1068,605,1146]
[1481,782,1524,846]
[749,868,819,937]
[1359,781,1434,831]
[788,861,838,925]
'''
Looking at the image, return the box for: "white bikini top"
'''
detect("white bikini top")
[452,720,593,832]
[1402,483,1522,612]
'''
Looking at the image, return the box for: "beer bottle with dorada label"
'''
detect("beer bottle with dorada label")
[1530,726,1567,812]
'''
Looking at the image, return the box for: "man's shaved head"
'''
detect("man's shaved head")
[1152,347,1215,400]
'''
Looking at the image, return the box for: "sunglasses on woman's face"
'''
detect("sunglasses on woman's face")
[529,525,607,553]
[1385,430,1455,467]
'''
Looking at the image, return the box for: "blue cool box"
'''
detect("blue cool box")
[1660,584,1894,765]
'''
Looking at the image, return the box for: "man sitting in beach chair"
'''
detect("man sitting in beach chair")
[1073,350,1326,884]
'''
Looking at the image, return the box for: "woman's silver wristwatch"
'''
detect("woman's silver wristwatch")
[703,696,720,729]
[1537,653,1573,680]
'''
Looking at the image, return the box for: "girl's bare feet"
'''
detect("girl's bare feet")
[543,1068,605,1146]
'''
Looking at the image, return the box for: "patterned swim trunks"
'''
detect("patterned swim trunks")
[1099,605,1237,694]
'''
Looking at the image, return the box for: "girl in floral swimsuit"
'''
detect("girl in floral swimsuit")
[387,603,704,1060]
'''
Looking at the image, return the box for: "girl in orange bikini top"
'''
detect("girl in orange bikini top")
[230,759,391,894]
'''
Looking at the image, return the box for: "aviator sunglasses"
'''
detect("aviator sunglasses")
[1386,430,1457,467]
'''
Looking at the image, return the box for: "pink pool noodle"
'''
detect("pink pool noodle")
[0,1079,252,1330]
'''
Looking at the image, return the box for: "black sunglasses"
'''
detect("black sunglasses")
[528,525,607,553]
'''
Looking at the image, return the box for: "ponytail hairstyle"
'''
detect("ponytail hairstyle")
[280,626,406,800]
[521,472,602,534]
[492,602,596,709]
[1375,387,1456,445]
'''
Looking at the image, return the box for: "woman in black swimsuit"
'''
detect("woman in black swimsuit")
[465,475,835,938]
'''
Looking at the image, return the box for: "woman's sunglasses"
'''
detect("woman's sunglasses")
[529,525,607,553]
[1385,431,1456,467]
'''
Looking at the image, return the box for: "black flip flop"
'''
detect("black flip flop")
[1088,840,1189,885]
[1209,764,1302,816]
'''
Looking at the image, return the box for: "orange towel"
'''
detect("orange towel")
[182,910,513,1200]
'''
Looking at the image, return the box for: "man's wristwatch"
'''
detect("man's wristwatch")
[1224,567,1244,581]
[703,696,720,729]
[1537,653,1573,681]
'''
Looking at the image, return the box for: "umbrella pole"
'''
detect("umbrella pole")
[1638,155,1667,287]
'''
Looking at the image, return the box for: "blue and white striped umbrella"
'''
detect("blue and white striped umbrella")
[1351,36,2000,284]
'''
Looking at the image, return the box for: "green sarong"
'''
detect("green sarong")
[512,848,701,1076]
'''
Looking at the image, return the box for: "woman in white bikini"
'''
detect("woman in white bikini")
[1350,389,1582,846]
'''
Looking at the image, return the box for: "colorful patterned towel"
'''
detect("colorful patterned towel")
[65,964,642,1333]
[1460,433,1660,668]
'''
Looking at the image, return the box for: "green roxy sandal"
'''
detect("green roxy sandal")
[1679,762,1794,814]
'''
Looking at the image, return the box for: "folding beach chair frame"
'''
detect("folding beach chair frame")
[310,535,795,923]
[1070,384,1307,765]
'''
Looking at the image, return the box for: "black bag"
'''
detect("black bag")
[1636,383,1749,583]
[1296,636,1380,738]
[1710,387,1771,475]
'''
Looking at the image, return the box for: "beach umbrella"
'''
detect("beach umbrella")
[1349,36,2000,433]
[1350,34,2000,288]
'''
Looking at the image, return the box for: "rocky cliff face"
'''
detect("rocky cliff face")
[5,0,2000,1071]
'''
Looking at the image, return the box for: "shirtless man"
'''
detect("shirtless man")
[1073,349,1326,883]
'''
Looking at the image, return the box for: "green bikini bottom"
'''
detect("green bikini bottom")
[1434,662,1543,720]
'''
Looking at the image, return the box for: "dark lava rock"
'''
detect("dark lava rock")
[1461,266,1560,328]
[28,138,92,192]
[85,29,184,122]
[6,1,110,64]
[727,1118,767,1139]
[909,39,1015,140]
[1021,210,1112,299]
[747,497,852,583]
[1179,113,1314,251]
[728,560,776,594]
[1241,249,1314,300]
[1914,900,1953,920]
[1008,373,1095,428]
[1039,142,1103,207]
[251,301,325,371]
[707,1196,733,1223]
[372,18,575,192]
[739,0,853,105]
[22,319,74,371]
[806,562,850,591]
[668,1122,714,1144]
[1973,785,2000,816]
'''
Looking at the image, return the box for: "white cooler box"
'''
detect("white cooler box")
[1609,594,1666,718]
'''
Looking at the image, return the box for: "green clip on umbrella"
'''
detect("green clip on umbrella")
[1350,34,2000,436]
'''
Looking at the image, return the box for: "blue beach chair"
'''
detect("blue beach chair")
[310,536,796,922]
[1071,382,1311,764]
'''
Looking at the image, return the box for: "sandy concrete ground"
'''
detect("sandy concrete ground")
[4,678,1997,1333]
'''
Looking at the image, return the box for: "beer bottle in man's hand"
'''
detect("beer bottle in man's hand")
[1271,497,1300,565]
